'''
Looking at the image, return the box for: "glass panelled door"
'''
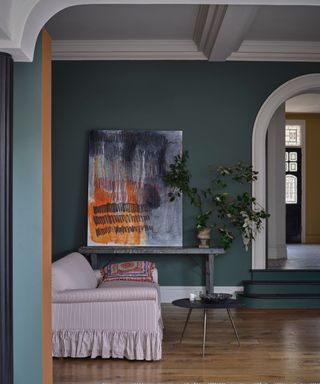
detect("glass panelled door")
[285,147,302,243]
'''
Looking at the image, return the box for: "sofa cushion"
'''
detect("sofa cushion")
[101,260,155,282]
[52,252,97,292]
[53,280,159,303]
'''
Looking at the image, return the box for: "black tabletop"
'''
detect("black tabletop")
[172,298,242,309]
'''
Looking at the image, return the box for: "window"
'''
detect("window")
[285,124,301,146]
[285,120,304,205]
[285,151,298,173]
[286,174,297,204]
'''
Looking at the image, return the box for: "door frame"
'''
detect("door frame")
[252,74,320,269]
[0,53,13,384]
[285,119,306,243]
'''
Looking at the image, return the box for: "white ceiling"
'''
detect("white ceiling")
[45,5,198,40]
[44,4,320,62]
[286,94,320,114]
[47,5,320,42]
[247,6,320,41]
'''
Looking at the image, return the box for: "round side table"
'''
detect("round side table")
[172,298,242,357]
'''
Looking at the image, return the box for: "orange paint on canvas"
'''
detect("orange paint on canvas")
[88,178,146,245]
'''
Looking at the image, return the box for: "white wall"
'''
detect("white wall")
[267,104,287,260]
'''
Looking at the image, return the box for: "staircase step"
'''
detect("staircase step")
[243,280,320,295]
[250,269,320,281]
[237,293,320,308]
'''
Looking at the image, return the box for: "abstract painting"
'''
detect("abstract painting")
[87,130,182,246]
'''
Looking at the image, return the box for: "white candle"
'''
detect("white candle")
[189,293,195,301]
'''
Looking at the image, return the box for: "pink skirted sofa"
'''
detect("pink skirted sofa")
[52,252,162,360]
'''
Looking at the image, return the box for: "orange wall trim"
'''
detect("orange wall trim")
[42,29,52,384]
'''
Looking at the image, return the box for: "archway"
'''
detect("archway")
[252,73,320,269]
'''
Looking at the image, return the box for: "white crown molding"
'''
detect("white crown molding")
[160,286,243,303]
[229,40,320,62]
[52,39,206,60]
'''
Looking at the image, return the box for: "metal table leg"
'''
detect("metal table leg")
[206,253,214,294]
[180,308,192,343]
[202,309,207,358]
[226,308,240,346]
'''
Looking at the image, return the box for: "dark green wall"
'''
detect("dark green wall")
[13,36,43,383]
[52,61,320,286]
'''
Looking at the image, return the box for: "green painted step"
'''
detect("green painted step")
[237,293,320,308]
[241,270,320,307]
[250,269,320,281]
[243,280,320,295]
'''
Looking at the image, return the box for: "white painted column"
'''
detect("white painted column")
[267,104,287,260]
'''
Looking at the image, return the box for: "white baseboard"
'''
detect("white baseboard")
[160,286,243,303]
[268,245,287,260]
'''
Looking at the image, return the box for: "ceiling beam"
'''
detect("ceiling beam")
[193,5,227,59]
[194,5,259,61]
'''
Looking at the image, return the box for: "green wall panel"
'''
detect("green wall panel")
[13,37,43,383]
[52,61,320,286]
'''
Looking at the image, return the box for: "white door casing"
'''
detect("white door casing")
[267,104,287,261]
[252,73,320,269]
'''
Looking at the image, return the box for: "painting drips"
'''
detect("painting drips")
[87,130,182,246]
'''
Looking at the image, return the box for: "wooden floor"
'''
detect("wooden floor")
[53,304,320,383]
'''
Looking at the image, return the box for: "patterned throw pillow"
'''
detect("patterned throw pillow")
[101,260,155,282]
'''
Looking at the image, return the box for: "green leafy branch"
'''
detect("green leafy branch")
[164,150,269,250]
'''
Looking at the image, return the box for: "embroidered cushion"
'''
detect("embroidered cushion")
[101,260,155,282]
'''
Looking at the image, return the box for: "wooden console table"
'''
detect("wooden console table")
[78,246,225,294]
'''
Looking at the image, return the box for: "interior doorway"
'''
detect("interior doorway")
[267,94,320,269]
[285,120,304,244]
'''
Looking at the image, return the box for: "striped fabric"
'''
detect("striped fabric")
[52,280,162,360]
[52,300,160,331]
[53,281,159,303]
[52,328,162,360]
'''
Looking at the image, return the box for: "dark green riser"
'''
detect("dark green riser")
[243,281,320,295]
[241,271,320,308]
[237,293,320,308]
[250,270,320,281]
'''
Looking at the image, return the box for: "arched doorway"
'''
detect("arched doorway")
[252,74,320,269]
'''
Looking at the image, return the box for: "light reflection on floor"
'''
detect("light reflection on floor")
[268,244,320,269]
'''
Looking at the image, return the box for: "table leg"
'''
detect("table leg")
[179,308,192,343]
[202,309,207,358]
[226,308,240,346]
[90,253,98,269]
[206,253,214,295]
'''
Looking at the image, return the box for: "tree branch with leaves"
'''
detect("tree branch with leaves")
[164,150,269,250]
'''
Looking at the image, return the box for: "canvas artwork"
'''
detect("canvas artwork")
[87,130,182,246]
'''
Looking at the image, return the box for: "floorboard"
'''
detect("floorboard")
[53,304,320,383]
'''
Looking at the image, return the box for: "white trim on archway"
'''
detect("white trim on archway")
[252,73,320,269]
